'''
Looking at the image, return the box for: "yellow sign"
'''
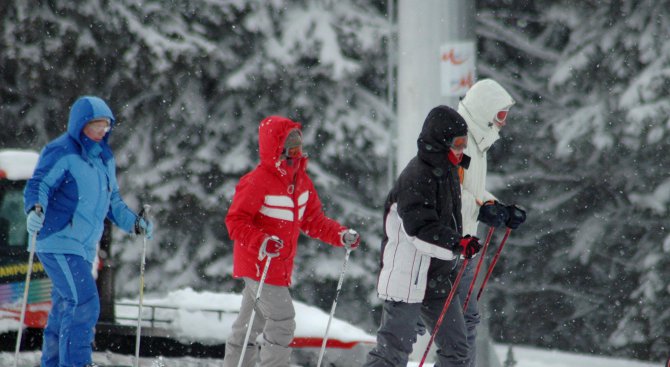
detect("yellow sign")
[0,262,45,278]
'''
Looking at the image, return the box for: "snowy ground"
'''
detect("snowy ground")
[1,288,663,366]
[490,344,661,367]
[2,344,662,367]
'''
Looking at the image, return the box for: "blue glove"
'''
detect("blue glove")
[26,209,45,235]
[135,217,154,239]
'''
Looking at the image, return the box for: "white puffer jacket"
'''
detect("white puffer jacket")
[457,79,515,236]
[377,204,457,303]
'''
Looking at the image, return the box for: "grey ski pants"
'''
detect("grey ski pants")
[413,259,482,366]
[222,278,296,367]
[363,296,468,367]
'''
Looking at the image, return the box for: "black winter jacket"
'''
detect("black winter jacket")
[379,105,469,300]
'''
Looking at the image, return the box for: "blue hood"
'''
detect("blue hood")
[67,96,116,143]
[67,96,116,160]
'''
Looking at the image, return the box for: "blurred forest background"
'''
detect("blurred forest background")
[1,0,669,361]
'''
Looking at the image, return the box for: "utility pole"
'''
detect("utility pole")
[396,1,502,366]
[396,0,476,168]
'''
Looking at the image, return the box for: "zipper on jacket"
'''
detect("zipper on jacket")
[288,172,300,260]
[414,255,423,285]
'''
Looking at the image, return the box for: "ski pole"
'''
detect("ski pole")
[476,227,512,302]
[316,248,352,367]
[14,205,41,367]
[462,226,495,311]
[134,204,151,367]
[418,258,469,367]
[237,256,273,367]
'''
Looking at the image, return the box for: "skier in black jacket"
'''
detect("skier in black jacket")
[363,105,482,367]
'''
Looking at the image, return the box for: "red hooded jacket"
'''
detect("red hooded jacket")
[225,116,347,286]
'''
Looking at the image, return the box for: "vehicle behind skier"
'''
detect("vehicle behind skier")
[0,149,51,333]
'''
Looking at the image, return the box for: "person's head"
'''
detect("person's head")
[67,96,115,144]
[282,128,303,161]
[258,116,304,171]
[417,105,468,167]
[458,79,515,136]
[448,134,468,158]
[83,118,111,142]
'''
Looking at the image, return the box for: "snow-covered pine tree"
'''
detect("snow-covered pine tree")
[0,0,391,331]
[477,0,670,360]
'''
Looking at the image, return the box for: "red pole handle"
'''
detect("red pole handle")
[477,228,512,301]
[418,258,469,367]
[462,226,495,311]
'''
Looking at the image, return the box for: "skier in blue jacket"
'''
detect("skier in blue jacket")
[24,96,154,367]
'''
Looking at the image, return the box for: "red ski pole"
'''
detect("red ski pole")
[476,228,512,301]
[462,226,495,311]
[418,258,469,367]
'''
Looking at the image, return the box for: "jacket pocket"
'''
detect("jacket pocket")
[413,256,423,285]
[410,252,431,292]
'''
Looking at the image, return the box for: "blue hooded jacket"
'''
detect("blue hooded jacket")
[24,96,138,263]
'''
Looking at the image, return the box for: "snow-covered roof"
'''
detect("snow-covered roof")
[115,287,376,347]
[0,149,39,180]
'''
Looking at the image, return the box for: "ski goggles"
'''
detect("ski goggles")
[493,109,509,127]
[86,119,111,133]
[449,135,468,150]
[284,145,303,159]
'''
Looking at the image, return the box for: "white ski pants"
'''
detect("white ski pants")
[222,277,296,367]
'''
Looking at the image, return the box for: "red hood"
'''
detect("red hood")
[258,115,302,171]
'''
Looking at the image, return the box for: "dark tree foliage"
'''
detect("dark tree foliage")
[0,0,390,330]
[477,0,670,360]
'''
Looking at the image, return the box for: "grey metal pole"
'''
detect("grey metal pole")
[237,257,273,367]
[134,204,151,367]
[396,0,475,168]
[386,0,397,189]
[316,248,352,367]
[14,207,41,367]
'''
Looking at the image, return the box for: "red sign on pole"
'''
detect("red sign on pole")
[440,41,476,97]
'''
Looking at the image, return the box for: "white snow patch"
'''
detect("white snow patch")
[116,287,376,345]
[0,149,39,180]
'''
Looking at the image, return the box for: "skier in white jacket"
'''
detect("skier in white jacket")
[452,78,526,366]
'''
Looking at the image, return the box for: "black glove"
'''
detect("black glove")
[477,201,509,228]
[456,235,482,259]
[505,204,527,229]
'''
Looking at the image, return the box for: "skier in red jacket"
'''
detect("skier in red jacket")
[223,115,360,367]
